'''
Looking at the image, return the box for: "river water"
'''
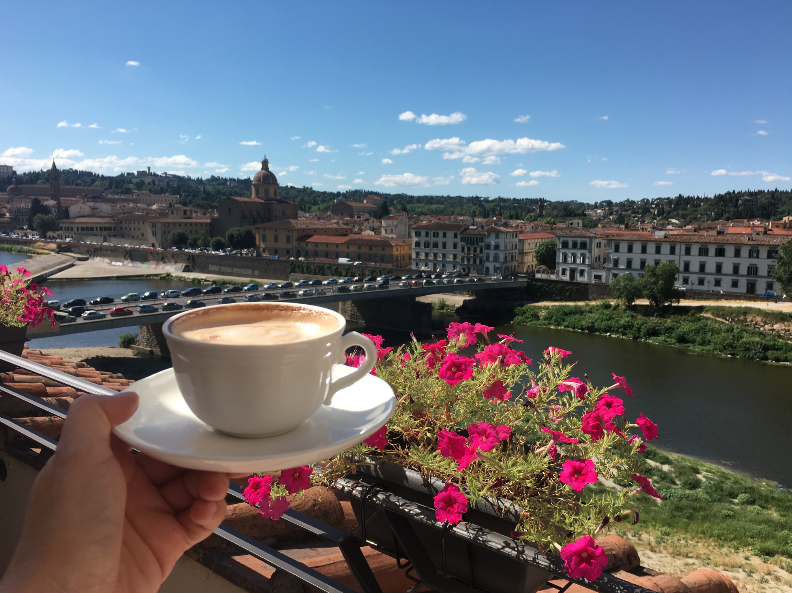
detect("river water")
[4,252,790,486]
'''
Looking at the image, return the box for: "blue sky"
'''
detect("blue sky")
[1,1,790,203]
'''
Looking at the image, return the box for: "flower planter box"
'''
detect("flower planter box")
[343,461,554,593]
[0,325,27,371]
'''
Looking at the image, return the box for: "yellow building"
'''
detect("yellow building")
[254,219,354,258]
[518,231,556,273]
[116,215,211,248]
[295,235,412,267]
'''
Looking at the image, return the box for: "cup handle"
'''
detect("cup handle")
[325,332,377,405]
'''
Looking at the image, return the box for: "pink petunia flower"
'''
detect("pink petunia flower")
[498,333,523,345]
[447,322,477,347]
[475,343,531,367]
[437,353,476,386]
[558,377,589,399]
[278,466,313,494]
[538,426,579,459]
[526,385,547,399]
[244,475,274,505]
[422,340,448,370]
[438,430,467,460]
[559,459,598,492]
[468,422,511,453]
[628,435,647,454]
[362,333,384,349]
[482,380,512,402]
[473,323,494,336]
[612,373,634,396]
[596,394,625,418]
[364,425,388,451]
[636,413,658,441]
[581,408,624,441]
[544,346,572,359]
[345,353,376,375]
[259,496,290,520]
[560,535,608,581]
[631,474,662,499]
[433,483,468,524]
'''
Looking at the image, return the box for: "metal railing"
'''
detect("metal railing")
[0,350,654,593]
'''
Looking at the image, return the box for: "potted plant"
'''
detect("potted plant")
[0,265,55,361]
[242,324,661,592]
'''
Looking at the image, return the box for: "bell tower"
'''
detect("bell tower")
[49,160,61,207]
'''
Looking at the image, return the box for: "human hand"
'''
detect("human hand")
[0,392,237,593]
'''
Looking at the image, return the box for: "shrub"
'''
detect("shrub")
[737,493,755,505]
[118,333,137,348]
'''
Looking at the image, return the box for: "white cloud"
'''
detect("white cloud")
[357,171,365,175]
[195,135,201,140]
[482,155,501,165]
[178,135,190,144]
[324,173,346,180]
[72,123,83,128]
[353,179,364,184]
[381,158,393,164]
[516,180,539,187]
[52,148,84,159]
[57,120,69,128]
[600,116,609,120]
[353,143,367,148]
[460,155,479,163]
[757,130,768,136]
[144,155,198,168]
[88,123,100,129]
[763,173,791,182]
[113,128,130,133]
[303,141,317,148]
[126,60,140,66]
[285,165,299,171]
[214,168,230,174]
[338,185,351,189]
[602,157,608,161]
[310,158,319,162]
[241,162,261,171]
[754,120,768,124]
[316,145,333,153]
[653,181,673,186]
[514,115,531,123]
[390,143,421,155]
[666,168,681,174]
[306,171,316,176]
[510,169,527,176]
[3,147,33,157]
[398,111,416,121]
[240,140,261,146]
[529,170,559,178]
[590,180,627,188]
[359,151,373,156]
[419,112,466,125]
[99,140,122,145]
[433,176,453,185]
[460,167,500,185]
[204,162,228,168]
[375,173,430,187]
[311,182,323,187]
[291,136,300,140]
[426,136,565,159]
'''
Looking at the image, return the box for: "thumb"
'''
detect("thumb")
[57,392,139,457]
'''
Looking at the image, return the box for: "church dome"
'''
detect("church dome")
[6,184,18,195]
[252,157,278,186]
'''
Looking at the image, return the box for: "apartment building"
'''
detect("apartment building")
[518,231,555,274]
[0,165,14,178]
[116,215,211,248]
[483,227,519,276]
[460,228,486,274]
[555,231,606,283]
[381,212,409,239]
[411,222,467,272]
[295,235,412,267]
[58,217,117,243]
[605,233,788,295]
[255,219,354,258]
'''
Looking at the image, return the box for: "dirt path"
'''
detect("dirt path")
[415,293,473,306]
[41,346,172,381]
[526,298,792,312]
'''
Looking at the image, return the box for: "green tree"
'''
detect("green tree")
[376,199,390,218]
[582,217,598,229]
[535,240,557,270]
[210,237,228,251]
[29,198,50,221]
[610,273,643,308]
[226,227,256,249]
[168,231,189,248]
[770,241,792,296]
[31,214,58,236]
[641,261,682,312]
[187,235,200,248]
[197,232,210,248]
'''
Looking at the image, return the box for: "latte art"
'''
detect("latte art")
[180,319,328,344]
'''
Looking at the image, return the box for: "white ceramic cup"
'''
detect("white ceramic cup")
[162,302,377,438]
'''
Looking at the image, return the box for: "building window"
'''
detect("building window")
[561,240,569,248]
[433,232,439,238]
[612,257,619,268]
[669,245,676,255]
[734,247,741,258]
[640,259,646,270]
[766,281,774,291]
[748,248,759,258]
[768,249,778,259]
[655,244,661,254]
[698,246,709,256]
[640,243,647,254]
[442,242,447,249]
[747,265,758,276]
[612,273,619,279]
[561,268,568,276]
[697,277,705,286]
[580,241,588,249]
[714,278,721,287]
[683,261,690,272]
[614,242,621,252]
[715,263,722,274]
[627,243,634,253]
[732,263,740,274]
[682,276,689,285]
[731,279,739,288]
[698,262,706,273]
[274,235,279,243]
[562,253,568,263]
[715,247,725,257]
[415,231,421,237]
[453,232,458,238]
[654,259,660,266]
[453,242,457,249]
[626,258,633,269]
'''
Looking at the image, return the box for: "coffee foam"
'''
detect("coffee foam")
[171,304,339,345]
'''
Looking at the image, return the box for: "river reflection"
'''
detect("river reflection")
[356,321,792,488]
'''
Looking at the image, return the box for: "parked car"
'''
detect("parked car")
[161,302,183,311]
[337,285,351,293]
[340,277,354,284]
[218,296,236,304]
[59,315,77,324]
[244,294,262,302]
[181,287,203,297]
[354,276,365,282]
[202,285,222,294]
[138,304,159,314]
[162,290,181,298]
[377,276,390,283]
[364,276,376,282]
[491,276,503,282]
[82,310,106,320]
[454,278,466,285]
[261,292,279,301]
[762,291,776,298]
[351,285,363,293]
[467,277,477,283]
[184,300,207,308]
[280,291,298,299]
[279,281,294,289]
[309,279,322,286]
[314,287,326,296]
[141,291,159,300]
[46,300,60,309]
[245,283,261,291]
[423,279,435,286]
[89,296,115,305]
[364,284,377,291]
[121,293,140,302]
[224,285,243,293]
[298,289,314,297]
[109,306,133,317]
[376,282,388,290]
[263,283,279,290]
[476,277,486,283]
[399,281,411,288]
[65,305,90,315]
[62,298,87,308]
[322,278,338,285]
[296,280,312,287]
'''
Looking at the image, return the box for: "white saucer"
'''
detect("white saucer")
[113,365,395,473]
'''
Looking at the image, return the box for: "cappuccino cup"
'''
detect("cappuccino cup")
[162,302,377,438]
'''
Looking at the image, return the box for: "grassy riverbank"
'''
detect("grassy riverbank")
[0,243,45,256]
[513,303,792,362]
